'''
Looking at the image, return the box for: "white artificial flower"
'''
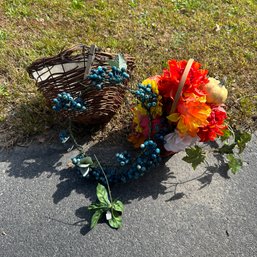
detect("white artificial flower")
[164,130,199,153]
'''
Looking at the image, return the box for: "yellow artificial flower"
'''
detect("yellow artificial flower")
[141,78,162,118]
[132,104,147,133]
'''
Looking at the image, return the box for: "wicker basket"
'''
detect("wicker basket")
[27,44,135,125]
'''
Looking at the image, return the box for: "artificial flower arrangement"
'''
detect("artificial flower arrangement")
[78,58,251,229]
[28,53,251,229]
[67,58,237,196]
[128,58,228,156]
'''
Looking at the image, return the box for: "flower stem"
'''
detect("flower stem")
[68,118,83,152]
[147,109,153,139]
[94,154,113,204]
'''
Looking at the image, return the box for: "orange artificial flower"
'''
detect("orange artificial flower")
[167,95,211,137]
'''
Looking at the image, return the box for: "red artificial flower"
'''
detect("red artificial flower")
[158,60,209,100]
[128,116,163,148]
[198,105,227,142]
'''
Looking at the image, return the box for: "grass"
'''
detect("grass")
[0,0,256,146]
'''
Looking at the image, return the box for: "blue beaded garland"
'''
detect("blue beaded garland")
[72,139,162,184]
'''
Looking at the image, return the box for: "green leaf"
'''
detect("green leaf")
[112,200,124,213]
[80,156,94,165]
[90,209,104,229]
[182,146,205,170]
[78,165,91,177]
[235,131,251,154]
[96,183,110,205]
[88,202,108,211]
[78,163,90,168]
[227,154,243,174]
[108,54,127,70]
[220,129,232,142]
[108,211,122,229]
[77,156,94,177]
[218,143,236,154]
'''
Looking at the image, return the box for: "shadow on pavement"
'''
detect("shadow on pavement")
[0,128,232,236]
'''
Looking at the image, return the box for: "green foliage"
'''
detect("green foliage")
[240,97,257,117]
[88,202,108,211]
[0,85,9,97]
[96,183,110,205]
[0,0,256,144]
[80,156,94,165]
[226,154,243,174]
[90,209,104,229]
[218,130,251,155]
[220,129,232,142]
[235,131,251,154]
[112,200,124,213]
[108,54,127,70]
[77,156,94,177]
[4,0,32,18]
[128,0,138,8]
[218,143,236,154]
[88,183,124,229]
[172,0,204,12]
[183,128,251,173]
[182,146,205,170]
[108,210,122,229]
[0,31,8,41]
[71,0,85,10]
[217,130,251,174]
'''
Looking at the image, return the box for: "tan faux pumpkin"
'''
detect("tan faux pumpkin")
[203,78,228,104]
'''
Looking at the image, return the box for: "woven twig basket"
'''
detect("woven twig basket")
[27,44,135,125]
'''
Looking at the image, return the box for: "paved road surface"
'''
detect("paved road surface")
[0,132,256,257]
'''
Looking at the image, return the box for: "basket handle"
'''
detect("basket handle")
[84,44,96,79]
[60,44,88,58]
[170,58,194,114]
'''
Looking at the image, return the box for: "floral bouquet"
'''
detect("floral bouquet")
[128,59,228,155]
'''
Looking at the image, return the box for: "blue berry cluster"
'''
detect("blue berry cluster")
[131,84,157,110]
[52,92,86,112]
[88,66,129,90]
[153,127,170,144]
[59,130,70,144]
[108,66,130,84]
[116,151,131,166]
[71,153,85,166]
[79,139,162,184]
[87,66,107,90]
[91,167,117,184]
[124,140,161,182]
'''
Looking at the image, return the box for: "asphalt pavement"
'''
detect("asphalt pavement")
[0,132,257,257]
